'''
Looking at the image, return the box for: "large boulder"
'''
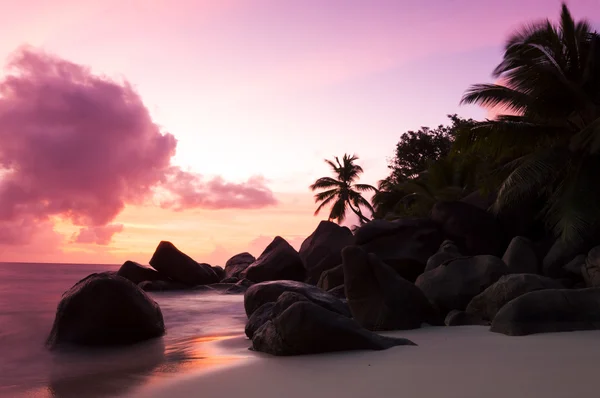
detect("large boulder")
[444,310,488,326]
[564,254,585,278]
[542,239,589,278]
[299,221,354,284]
[355,218,443,282]
[244,280,350,318]
[502,236,538,274]
[138,280,189,292]
[424,240,461,272]
[317,264,344,291]
[47,273,165,347]
[149,241,219,286]
[415,255,508,315]
[245,302,276,339]
[431,201,504,256]
[117,261,166,285]
[582,246,600,287]
[251,300,416,356]
[491,288,600,336]
[242,237,305,283]
[342,246,441,330]
[245,292,311,339]
[224,252,255,280]
[466,274,563,321]
[211,265,225,281]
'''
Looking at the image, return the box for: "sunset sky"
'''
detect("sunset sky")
[0,0,598,265]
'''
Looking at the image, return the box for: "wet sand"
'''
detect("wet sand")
[133,326,600,398]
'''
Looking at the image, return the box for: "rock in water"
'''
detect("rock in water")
[242,237,305,283]
[224,252,256,280]
[431,201,504,256]
[491,288,600,336]
[244,280,350,318]
[355,218,443,282]
[138,280,189,292]
[299,221,354,284]
[245,302,276,339]
[117,261,166,285]
[424,240,461,272]
[47,273,165,347]
[245,292,311,339]
[342,246,440,330]
[251,300,416,356]
[444,310,488,326]
[149,241,218,286]
[415,255,508,315]
[502,236,538,274]
[466,274,563,321]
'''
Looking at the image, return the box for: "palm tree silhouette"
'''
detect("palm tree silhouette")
[458,3,600,244]
[310,154,376,224]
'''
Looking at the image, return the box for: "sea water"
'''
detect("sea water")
[0,262,248,397]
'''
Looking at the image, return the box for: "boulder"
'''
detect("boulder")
[491,288,600,336]
[431,201,504,256]
[244,280,350,318]
[424,240,461,272]
[542,239,589,278]
[444,310,488,326]
[47,273,165,347]
[299,221,354,284]
[415,255,508,315]
[466,274,563,321]
[211,265,225,281]
[564,254,585,277]
[502,236,538,274]
[242,237,305,283]
[245,302,275,339]
[355,218,443,282]
[317,264,344,291]
[224,252,255,280]
[343,246,441,330]
[138,280,189,292]
[117,261,166,285]
[251,300,416,356]
[582,246,600,287]
[327,285,346,299]
[149,241,219,286]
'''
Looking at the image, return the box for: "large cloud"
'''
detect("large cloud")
[0,48,277,245]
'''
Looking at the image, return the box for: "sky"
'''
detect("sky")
[0,0,598,265]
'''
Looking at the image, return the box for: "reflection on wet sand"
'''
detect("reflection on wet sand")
[21,334,247,398]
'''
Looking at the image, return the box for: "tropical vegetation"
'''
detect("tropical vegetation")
[310,3,600,246]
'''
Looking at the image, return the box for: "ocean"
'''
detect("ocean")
[0,262,248,397]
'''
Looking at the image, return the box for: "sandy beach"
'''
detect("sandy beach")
[133,326,600,398]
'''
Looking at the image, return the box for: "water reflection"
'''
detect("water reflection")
[41,334,245,398]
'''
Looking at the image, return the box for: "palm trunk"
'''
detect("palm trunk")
[347,201,370,224]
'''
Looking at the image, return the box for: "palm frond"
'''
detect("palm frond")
[309,177,342,191]
[493,149,567,213]
[313,193,337,216]
[460,84,530,114]
[313,188,338,202]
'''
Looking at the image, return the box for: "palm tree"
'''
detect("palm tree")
[457,3,600,244]
[310,154,376,224]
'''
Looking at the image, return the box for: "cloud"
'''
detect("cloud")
[161,170,277,211]
[0,47,277,246]
[73,224,124,245]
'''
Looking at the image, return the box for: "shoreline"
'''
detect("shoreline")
[133,326,600,398]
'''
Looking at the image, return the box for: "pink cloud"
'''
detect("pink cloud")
[73,224,124,245]
[161,170,277,211]
[0,48,277,246]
